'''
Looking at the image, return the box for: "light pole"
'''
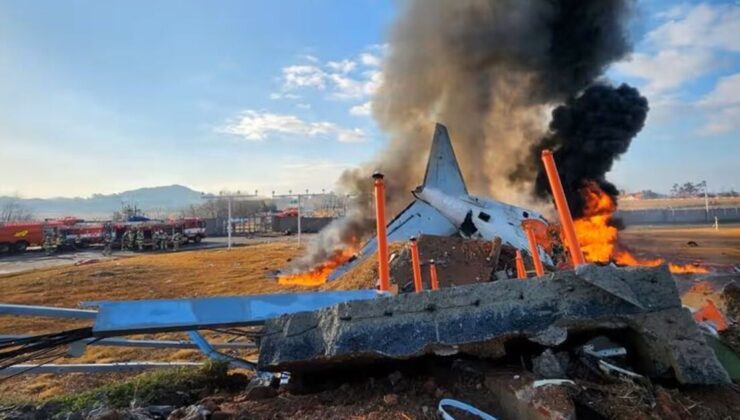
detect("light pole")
[201,190,258,249]
[272,189,334,247]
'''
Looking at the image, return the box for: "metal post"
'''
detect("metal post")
[373,172,390,292]
[515,250,527,279]
[429,259,439,290]
[541,149,586,266]
[524,226,545,277]
[227,197,232,250]
[410,237,423,293]
[703,180,709,221]
[297,195,302,247]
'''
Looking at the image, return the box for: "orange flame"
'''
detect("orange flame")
[278,247,358,286]
[573,182,708,274]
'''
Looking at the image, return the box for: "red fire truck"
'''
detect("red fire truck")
[0,217,207,254]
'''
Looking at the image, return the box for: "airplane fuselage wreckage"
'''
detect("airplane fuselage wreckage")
[329,123,553,281]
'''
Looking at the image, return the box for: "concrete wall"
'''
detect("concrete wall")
[272,216,334,233]
[617,207,740,225]
[204,216,335,236]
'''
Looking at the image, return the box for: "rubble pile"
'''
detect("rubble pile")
[260,265,729,386]
[388,234,517,291]
[324,234,517,292]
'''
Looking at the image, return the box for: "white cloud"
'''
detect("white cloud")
[613,49,715,95]
[276,46,386,101]
[270,92,301,100]
[699,105,740,135]
[698,72,740,107]
[296,103,312,109]
[613,3,740,96]
[218,110,365,143]
[360,52,381,67]
[282,65,327,90]
[697,72,740,135]
[326,59,357,74]
[350,101,372,116]
[301,54,320,63]
[271,46,386,117]
[648,3,740,52]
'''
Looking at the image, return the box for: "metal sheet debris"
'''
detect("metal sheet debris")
[93,290,380,335]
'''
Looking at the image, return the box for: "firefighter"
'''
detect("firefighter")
[172,231,182,252]
[121,229,131,251]
[157,230,167,250]
[102,224,113,256]
[43,231,56,255]
[152,230,161,251]
[55,230,65,249]
[160,230,169,250]
[135,228,145,251]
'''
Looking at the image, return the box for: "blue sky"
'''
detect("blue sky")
[0,0,738,198]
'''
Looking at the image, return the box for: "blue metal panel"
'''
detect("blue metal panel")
[93,290,380,335]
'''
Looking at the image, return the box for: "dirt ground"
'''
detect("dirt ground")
[0,226,739,404]
[619,224,740,267]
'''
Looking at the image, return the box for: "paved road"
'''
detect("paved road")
[0,234,313,275]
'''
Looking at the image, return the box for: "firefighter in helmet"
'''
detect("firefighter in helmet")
[43,229,56,255]
[102,223,113,256]
[135,228,145,251]
[121,229,130,251]
[55,229,65,249]
[160,230,169,250]
[172,231,182,252]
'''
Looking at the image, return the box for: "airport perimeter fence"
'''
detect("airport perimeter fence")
[617,206,740,225]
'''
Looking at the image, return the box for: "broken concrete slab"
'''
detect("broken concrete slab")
[575,264,645,309]
[258,265,730,384]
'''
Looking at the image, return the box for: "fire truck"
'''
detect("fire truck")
[0,217,207,254]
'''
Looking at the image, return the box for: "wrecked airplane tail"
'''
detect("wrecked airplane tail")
[328,124,464,282]
[419,124,468,197]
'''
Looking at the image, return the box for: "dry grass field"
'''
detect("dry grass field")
[0,226,738,400]
[620,225,740,266]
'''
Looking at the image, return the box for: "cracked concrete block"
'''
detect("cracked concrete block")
[258,265,730,384]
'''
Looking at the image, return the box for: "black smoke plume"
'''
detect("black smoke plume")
[515,83,648,217]
[294,0,639,271]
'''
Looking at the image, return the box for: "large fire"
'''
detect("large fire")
[573,181,708,274]
[277,247,358,286]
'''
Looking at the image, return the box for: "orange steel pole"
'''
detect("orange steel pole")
[429,259,439,290]
[540,149,586,266]
[515,250,527,279]
[373,172,390,292]
[524,225,545,277]
[409,237,423,293]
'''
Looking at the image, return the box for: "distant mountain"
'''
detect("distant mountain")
[0,185,205,219]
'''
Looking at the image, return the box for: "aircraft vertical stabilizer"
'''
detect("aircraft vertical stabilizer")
[421,124,468,196]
